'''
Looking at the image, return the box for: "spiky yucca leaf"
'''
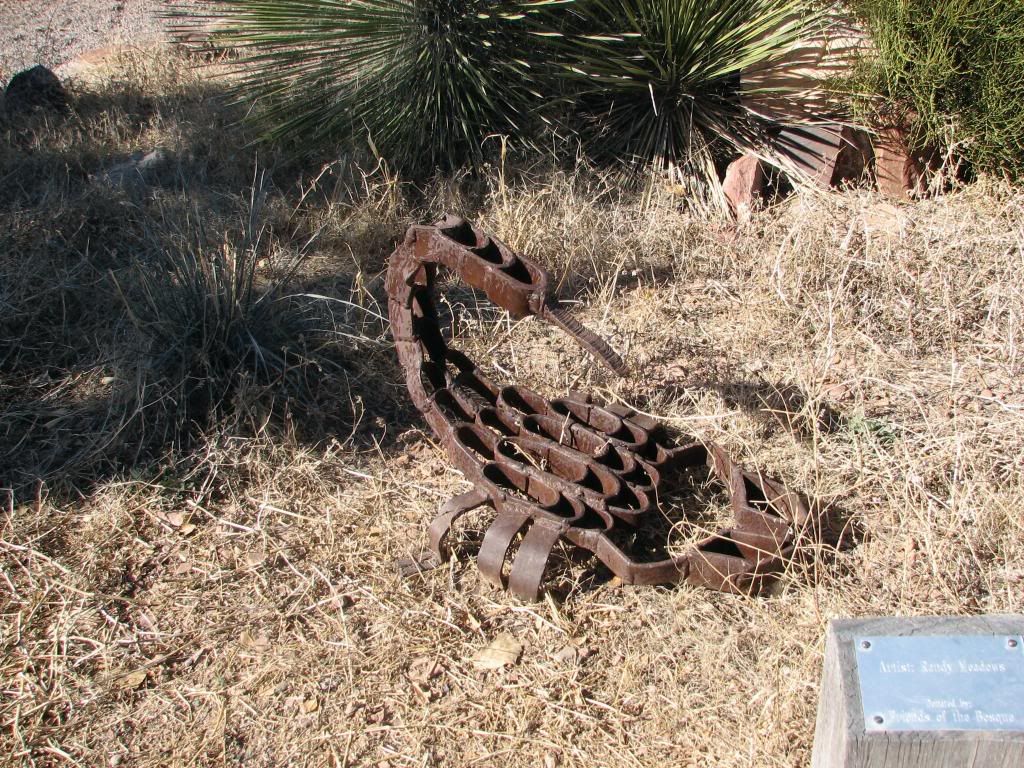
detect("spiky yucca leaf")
[177,1,567,175]
[555,0,828,177]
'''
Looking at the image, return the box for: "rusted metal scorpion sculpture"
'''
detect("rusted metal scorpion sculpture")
[388,215,812,601]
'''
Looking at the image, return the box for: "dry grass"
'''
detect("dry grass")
[3,48,1024,768]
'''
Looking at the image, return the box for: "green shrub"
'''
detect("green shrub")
[113,192,358,443]
[847,0,1024,180]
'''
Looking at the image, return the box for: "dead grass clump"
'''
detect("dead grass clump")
[1,50,396,492]
[3,43,1024,768]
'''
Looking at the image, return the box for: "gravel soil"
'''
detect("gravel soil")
[0,0,198,78]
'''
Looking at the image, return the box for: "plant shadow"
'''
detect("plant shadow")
[0,62,419,501]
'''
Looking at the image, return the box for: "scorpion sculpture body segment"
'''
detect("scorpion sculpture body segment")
[388,215,811,601]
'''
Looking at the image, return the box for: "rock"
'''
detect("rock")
[761,122,872,191]
[56,46,126,85]
[831,126,873,187]
[722,153,765,221]
[98,149,171,189]
[872,125,940,199]
[773,124,872,189]
[4,65,68,115]
[774,124,843,187]
[57,45,169,86]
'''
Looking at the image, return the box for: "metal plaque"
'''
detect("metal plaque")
[855,634,1024,732]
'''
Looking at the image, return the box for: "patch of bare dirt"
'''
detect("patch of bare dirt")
[0,0,198,77]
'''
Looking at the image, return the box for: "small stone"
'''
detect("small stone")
[98,149,170,189]
[722,153,765,222]
[4,65,67,115]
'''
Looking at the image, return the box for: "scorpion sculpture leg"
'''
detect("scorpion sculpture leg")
[388,215,814,601]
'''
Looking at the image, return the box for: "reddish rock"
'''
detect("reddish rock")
[872,125,939,199]
[723,153,765,220]
[832,126,874,187]
[774,124,841,187]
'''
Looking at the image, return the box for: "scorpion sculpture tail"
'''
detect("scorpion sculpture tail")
[542,305,628,376]
[389,215,814,601]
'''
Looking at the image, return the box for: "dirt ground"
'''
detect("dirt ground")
[0,0,194,77]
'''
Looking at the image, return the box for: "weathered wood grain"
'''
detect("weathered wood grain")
[811,615,1024,768]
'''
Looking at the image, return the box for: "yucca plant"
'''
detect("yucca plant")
[177,1,568,176]
[553,0,829,179]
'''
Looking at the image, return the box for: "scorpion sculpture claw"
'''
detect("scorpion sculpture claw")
[388,215,813,601]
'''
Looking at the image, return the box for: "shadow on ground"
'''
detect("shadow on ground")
[0,65,418,500]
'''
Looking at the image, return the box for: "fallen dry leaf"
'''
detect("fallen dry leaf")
[343,700,364,717]
[239,630,271,653]
[244,550,266,568]
[553,644,578,664]
[822,382,851,402]
[408,656,441,684]
[115,670,147,690]
[904,537,919,567]
[472,633,522,670]
[135,611,158,633]
[157,510,184,528]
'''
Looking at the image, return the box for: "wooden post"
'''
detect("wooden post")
[811,615,1024,768]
